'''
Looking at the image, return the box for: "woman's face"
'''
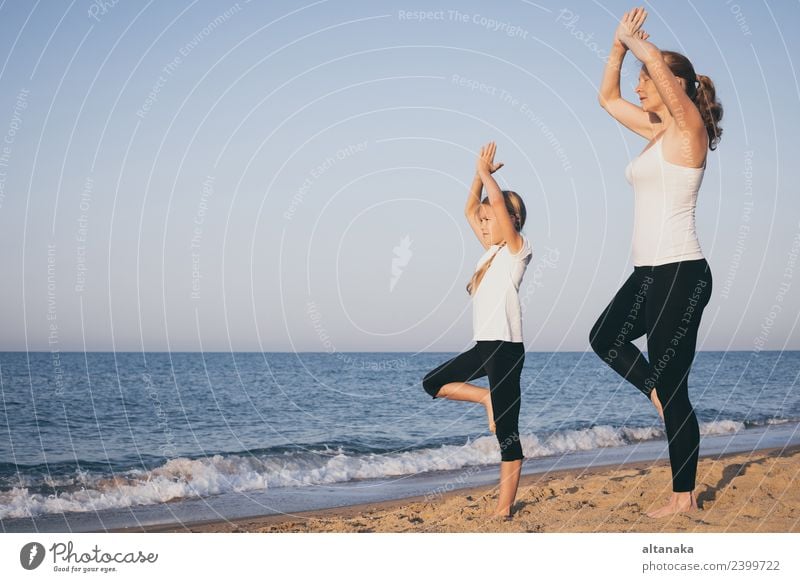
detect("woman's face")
[477,204,504,246]
[635,70,662,112]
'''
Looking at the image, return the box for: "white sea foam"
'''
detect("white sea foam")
[0,420,748,518]
[700,419,744,435]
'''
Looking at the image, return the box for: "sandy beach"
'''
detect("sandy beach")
[128,444,800,533]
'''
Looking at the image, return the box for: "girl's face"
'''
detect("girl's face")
[477,204,504,246]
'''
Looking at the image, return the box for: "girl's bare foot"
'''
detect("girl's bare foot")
[435,382,496,432]
[646,490,698,518]
[481,393,496,433]
[650,388,664,422]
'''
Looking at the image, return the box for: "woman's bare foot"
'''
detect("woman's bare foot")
[481,393,496,433]
[487,507,513,521]
[646,490,698,518]
[650,388,664,422]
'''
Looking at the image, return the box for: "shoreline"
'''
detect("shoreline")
[111,443,800,533]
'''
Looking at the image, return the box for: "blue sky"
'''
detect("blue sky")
[0,0,798,352]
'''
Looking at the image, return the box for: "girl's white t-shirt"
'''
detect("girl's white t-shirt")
[471,233,533,342]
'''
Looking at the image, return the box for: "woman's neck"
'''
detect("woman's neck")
[652,108,673,133]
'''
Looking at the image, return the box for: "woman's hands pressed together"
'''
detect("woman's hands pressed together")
[614,7,650,51]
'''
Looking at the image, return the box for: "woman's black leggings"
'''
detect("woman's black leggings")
[589,258,712,492]
[422,341,525,462]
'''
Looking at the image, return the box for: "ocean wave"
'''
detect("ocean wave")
[0,418,765,519]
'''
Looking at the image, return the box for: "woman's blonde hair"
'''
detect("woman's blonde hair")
[466,190,527,296]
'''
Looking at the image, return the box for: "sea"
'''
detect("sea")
[1,350,798,532]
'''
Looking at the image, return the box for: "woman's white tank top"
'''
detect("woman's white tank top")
[624,133,706,267]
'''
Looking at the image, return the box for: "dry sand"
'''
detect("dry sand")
[126,445,800,533]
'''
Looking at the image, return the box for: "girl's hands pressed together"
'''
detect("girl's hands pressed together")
[476,141,504,176]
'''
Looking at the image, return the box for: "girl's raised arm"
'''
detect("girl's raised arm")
[465,173,491,250]
[465,145,504,250]
[476,142,522,256]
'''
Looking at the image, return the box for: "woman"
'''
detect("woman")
[422,142,532,520]
[589,7,723,518]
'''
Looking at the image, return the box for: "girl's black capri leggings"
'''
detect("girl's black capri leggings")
[422,340,525,462]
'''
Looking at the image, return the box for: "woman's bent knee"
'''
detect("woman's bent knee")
[588,322,608,355]
[422,373,441,399]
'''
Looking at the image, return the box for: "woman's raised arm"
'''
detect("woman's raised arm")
[598,9,655,139]
[618,7,705,140]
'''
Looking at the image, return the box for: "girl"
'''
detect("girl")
[589,8,723,518]
[422,141,532,520]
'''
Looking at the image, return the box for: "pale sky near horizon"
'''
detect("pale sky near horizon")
[0,0,798,352]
